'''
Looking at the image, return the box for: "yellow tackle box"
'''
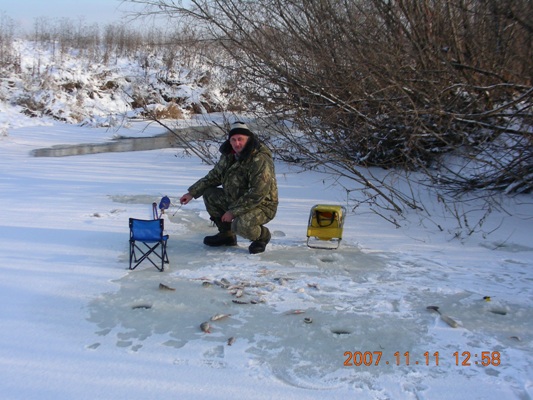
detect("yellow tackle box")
[306,204,346,249]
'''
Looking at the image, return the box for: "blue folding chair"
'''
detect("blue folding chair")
[129,218,169,271]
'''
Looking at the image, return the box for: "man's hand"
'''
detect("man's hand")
[180,193,193,205]
[221,211,235,222]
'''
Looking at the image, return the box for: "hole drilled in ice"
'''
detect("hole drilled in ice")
[131,303,152,310]
[318,253,344,263]
[331,328,352,335]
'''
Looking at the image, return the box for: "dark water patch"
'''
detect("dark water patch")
[31,133,174,157]
[31,125,223,157]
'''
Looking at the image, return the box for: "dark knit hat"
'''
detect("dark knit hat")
[228,121,253,139]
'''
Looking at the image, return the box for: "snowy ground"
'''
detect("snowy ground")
[1,115,532,399]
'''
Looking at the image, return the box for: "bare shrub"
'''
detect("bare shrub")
[124,0,533,228]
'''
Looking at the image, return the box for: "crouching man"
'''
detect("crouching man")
[179,122,278,254]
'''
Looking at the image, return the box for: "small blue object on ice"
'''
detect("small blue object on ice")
[159,196,171,210]
[152,196,171,220]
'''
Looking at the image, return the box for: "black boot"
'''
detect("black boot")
[249,226,271,254]
[204,220,237,247]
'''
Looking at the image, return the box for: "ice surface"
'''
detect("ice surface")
[1,121,532,399]
[88,198,533,396]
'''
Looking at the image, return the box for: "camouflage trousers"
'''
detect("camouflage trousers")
[203,187,271,241]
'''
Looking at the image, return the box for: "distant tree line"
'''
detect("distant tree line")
[0,13,235,124]
[0,13,16,68]
[0,15,196,68]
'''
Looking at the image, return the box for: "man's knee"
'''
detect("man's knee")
[203,187,233,222]
[233,219,260,240]
[233,210,270,240]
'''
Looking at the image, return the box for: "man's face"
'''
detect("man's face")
[229,134,249,155]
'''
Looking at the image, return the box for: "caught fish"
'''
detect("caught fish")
[439,314,459,328]
[227,337,236,346]
[277,278,288,286]
[200,321,211,333]
[284,309,306,315]
[221,278,231,286]
[193,276,212,281]
[426,305,459,328]
[159,283,176,291]
[210,313,232,321]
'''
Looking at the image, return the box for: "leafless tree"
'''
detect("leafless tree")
[0,13,16,69]
[123,0,532,227]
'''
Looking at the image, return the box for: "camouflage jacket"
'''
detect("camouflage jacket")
[188,135,278,219]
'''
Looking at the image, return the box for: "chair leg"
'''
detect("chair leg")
[161,240,169,271]
[129,240,135,270]
[130,240,166,272]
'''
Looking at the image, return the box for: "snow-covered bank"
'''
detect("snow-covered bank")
[1,120,532,399]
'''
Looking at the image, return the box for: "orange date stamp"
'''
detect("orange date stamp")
[344,351,501,367]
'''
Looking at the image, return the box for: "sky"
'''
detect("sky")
[0,0,146,31]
